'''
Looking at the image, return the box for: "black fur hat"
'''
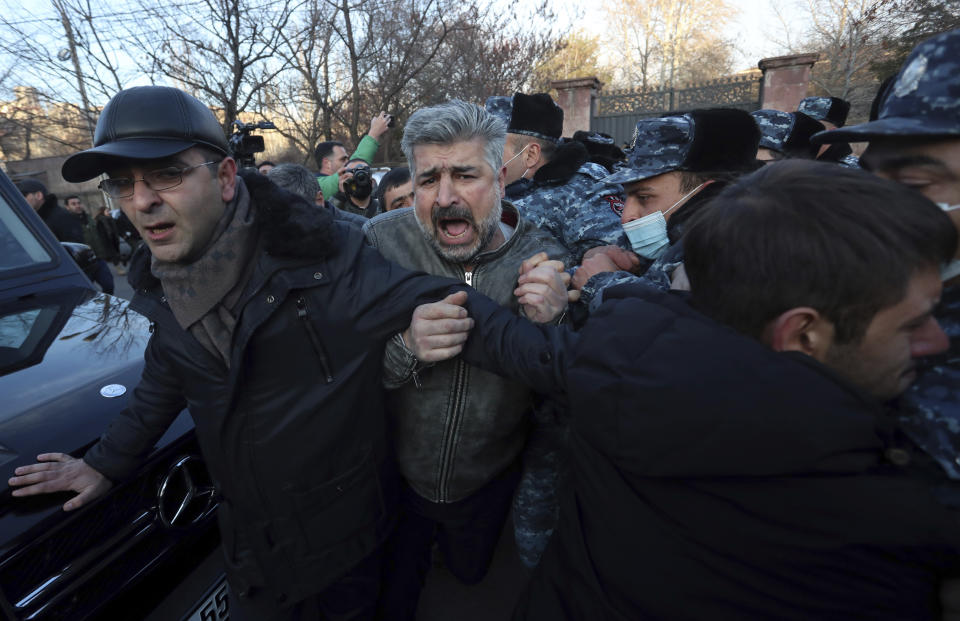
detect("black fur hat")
[508,93,563,143]
[606,108,761,185]
[799,96,851,127]
[753,109,825,159]
[783,111,826,158]
[683,108,762,172]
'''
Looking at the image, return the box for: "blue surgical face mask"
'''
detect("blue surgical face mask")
[937,202,960,282]
[622,210,669,259]
[621,183,708,260]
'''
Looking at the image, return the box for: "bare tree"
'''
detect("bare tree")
[773,0,922,120]
[258,0,342,164]
[601,0,736,90]
[134,0,300,135]
[0,0,134,158]
[260,0,559,165]
[531,30,614,93]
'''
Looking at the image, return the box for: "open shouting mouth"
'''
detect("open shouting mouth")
[433,207,477,246]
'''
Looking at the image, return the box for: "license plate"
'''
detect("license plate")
[185,575,229,621]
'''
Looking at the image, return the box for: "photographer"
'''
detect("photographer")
[331,158,380,218]
[315,112,393,201]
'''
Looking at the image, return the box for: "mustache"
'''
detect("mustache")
[432,205,477,229]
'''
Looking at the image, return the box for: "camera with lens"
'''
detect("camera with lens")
[229,120,276,169]
[343,164,374,199]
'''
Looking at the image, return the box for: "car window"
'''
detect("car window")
[0,194,53,271]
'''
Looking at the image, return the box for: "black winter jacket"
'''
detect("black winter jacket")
[36,194,82,243]
[457,284,960,620]
[83,172,461,608]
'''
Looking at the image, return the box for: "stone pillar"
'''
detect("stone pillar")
[551,77,602,137]
[757,54,819,112]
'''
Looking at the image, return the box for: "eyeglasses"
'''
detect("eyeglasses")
[98,160,222,198]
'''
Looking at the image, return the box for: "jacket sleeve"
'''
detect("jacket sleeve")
[317,173,340,202]
[350,134,379,164]
[315,136,380,201]
[82,335,188,481]
[459,288,575,397]
[333,223,463,340]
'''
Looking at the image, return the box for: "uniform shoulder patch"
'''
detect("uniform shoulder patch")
[603,194,624,217]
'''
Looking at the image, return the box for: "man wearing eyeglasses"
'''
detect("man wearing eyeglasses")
[7,85,479,620]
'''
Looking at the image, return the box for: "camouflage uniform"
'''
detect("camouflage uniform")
[580,112,759,310]
[510,162,628,265]
[485,92,627,568]
[579,246,680,312]
[899,283,960,478]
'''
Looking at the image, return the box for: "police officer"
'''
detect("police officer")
[812,29,960,491]
[486,93,628,264]
[571,108,761,308]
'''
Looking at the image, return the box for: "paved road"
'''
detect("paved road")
[107,262,134,300]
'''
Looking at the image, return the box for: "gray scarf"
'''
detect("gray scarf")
[151,178,258,366]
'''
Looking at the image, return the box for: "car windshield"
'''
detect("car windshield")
[0,194,53,271]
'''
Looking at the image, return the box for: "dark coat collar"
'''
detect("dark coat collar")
[36,193,60,219]
[129,170,337,292]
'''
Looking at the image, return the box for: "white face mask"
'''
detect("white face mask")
[504,143,529,176]
[621,183,709,260]
[937,202,960,282]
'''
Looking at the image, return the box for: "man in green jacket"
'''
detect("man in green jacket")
[315,111,392,200]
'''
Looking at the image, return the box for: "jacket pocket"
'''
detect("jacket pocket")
[289,450,386,555]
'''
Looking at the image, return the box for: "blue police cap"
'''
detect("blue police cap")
[484,96,513,124]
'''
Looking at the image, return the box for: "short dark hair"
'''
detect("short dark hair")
[64,194,81,203]
[508,133,556,163]
[678,170,752,193]
[314,141,344,168]
[376,166,411,206]
[684,159,957,345]
[257,160,275,168]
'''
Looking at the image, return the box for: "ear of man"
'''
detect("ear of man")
[218,157,239,202]
[764,307,835,361]
[523,140,542,169]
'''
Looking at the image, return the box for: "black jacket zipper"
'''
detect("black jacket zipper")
[296,296,334,384]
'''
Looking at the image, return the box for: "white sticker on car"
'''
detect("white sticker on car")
[100,384,126,398]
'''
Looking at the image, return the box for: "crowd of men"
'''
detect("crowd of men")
[8,27,960,621]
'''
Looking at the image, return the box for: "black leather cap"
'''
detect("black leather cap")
[62,86,229,182]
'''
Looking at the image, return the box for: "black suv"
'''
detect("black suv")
[0,171,226,621]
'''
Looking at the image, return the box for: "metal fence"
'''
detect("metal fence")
[592,73,763,145]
